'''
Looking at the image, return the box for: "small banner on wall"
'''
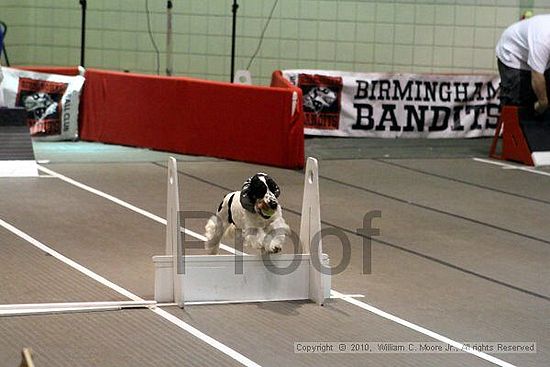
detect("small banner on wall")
[0,67,85,141]
[282,70,501,138]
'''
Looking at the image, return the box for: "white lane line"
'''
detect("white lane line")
[330,291,516,367]
[329,293,365,299]
[37,165,516,367]
[473,158,550,177]
[36,165,243,256]
[0,218,141,302]
[150,307,262,367]
[0,218,262,367]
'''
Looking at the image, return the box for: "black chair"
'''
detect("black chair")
[0,21,11,66]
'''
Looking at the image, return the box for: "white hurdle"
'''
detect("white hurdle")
[153,157,330,307]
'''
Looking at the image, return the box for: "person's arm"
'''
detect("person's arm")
[532,71,548,114]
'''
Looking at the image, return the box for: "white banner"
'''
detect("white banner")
[0,67,85,141]
[282,70,501,138]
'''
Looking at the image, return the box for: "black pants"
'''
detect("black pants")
[497,59,550,108]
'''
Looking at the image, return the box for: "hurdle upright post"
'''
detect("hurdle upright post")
[166,157,184,307]
[300,157,325,305]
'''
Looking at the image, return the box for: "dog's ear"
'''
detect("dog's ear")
[265,176,281,198]
[244,174,268,200]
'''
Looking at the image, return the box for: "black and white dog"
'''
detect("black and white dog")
[204,173,290,255]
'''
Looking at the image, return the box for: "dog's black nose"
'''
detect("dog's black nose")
[269,200,278,210]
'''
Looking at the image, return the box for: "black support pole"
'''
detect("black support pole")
[79,0,87,67]
[230,0,238,83]
[0,21,11,66]
[166,0,174,76]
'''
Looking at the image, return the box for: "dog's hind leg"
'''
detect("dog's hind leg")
[204,215,226,255]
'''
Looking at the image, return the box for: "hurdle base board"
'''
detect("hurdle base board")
[0,160,38,177]
[153,254,330,304]
[531,152,550,166]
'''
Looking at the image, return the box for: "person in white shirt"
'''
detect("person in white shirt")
[0,25,4,107]
[0,63,4,107]
[496,14,550,114]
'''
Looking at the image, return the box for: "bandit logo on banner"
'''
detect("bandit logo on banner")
[16,78,68,136]
[283,69,501,138]
[0,67,85,141]
[298,74,343,130]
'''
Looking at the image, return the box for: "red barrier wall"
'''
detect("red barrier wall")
[270,70,305,169]
[79,69,304,169]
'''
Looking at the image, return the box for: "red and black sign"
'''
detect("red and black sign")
[16,78,68,136]
[298,74,343,130]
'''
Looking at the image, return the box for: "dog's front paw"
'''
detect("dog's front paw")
[264,236,284,254]
[267,243,282,254]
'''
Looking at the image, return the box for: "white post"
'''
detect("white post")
[291,91,298,116]
[300,157,325,305]
[0,301,156,317]
[166,157,184,307]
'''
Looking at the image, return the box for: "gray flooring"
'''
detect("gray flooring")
[0,139,548,367]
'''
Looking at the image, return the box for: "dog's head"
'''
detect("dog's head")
[245,173,281,219]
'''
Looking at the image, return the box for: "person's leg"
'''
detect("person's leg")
[497,59,518,106]
[497,59,536,107]
[518,69,536,107]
